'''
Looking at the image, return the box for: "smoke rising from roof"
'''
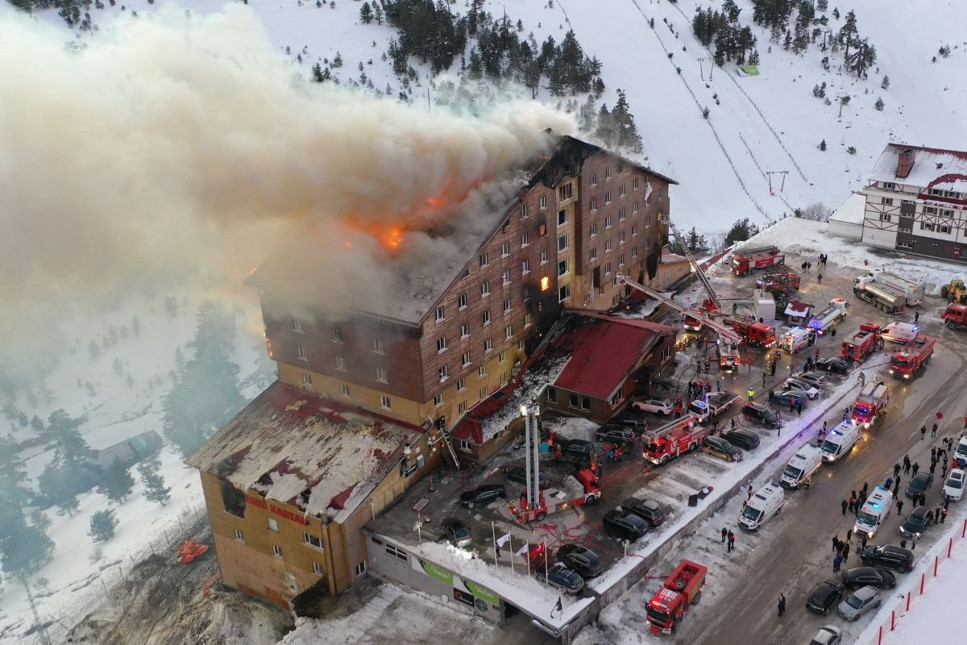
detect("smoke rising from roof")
[0,5,574,378]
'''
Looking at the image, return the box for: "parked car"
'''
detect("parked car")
[806,579,845,615]
[441,518,472,548]
[556,439,595,462]
[809,625,843,645]
[504,466,549,490]
[815,357,851,375]
[742,402,780,429]
[905,472,933,499]
[534,562,584,594]
[722,428,760,450]
[632,398,673,415]
[841,566,897,591]
[770,390,808,408]
[460,484,506,509]
[602,508,649,543]
[944,468,965,501]
[900,506,934,539]
[595,424,638,446]
[837,585,882,622]
[703,436,744,462]
[621,497,667,527]
[556,543,604,578]
[784,377,820,399]
[859,545,915,573]
[795,371,828,389]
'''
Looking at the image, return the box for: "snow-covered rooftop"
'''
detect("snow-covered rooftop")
[829,191,867,225]
[187,382,423,523]
[868,143,967,191]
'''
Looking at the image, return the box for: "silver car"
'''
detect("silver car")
[837,585,881,622]
[795,371,828,389]
[784,377,820,400]
[633,398,673,415]
[810,625,843,645]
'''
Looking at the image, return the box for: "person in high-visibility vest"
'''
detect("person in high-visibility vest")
[747,388,755,401]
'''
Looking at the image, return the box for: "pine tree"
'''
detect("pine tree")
[139,458,171,506]
[881,75,890,90]
[1,515,54,578]
[38,466,80,516]
[359,1,373,24]
[838,10,859,62]
[724,218,760,245]
[99,457,135,504]
[372,2,383,24]
[819,139,827,151]
[89,509,118,542]
[874,97,885,111]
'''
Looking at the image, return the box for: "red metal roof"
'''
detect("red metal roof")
[553,315,662,400]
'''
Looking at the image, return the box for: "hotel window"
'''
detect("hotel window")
[605,239,613,253]
[234,528,244,543]
[539,195,547,209]
[499,351,506,363]
[501,242,511,257]
[460,323,470,339]
[434,394,444,407]
[459,440,472,451]
[558,209,569,225]
[540,250,549,265]
[591,172,598,186]
[558,183,573,201]
[632,223,639,236]
[304,533,324,550]
[619,231,626,245]
[618,253,626,267]
[633,177,640,190]
[302,372,313,386]
[458,293,468,309]
[335,356,346,371]
[547,387,557,402]
[481,281,491,297]
[501,219,510,234]
[524,313,533,327]
[385,544,408,562]
[605,191,612,205]
[435,306,445,322]
[479,387,489,399]
[559,284,571,302]
[268,518,279,532]
[478,365,487,377]
[504,325,513,340]
[482,310,491,325]
[340,383,351,397]
[605,215,613,229]
[380,395,392,409]
[538,221,547,237]
[439,365,449,382]
[590,197,598,212]
[436,337,448,352]
[273,545,283,558]
[296,345,308,361]
[619,185,626,197]
[879,214,892,222]
[331,326,343,343]
[633,200,639,213]
[313,562,324,576]
[589,247,598,262]
[520,203,529,219]
[355,562,366,576]
[461,352,471,367]
[458,401,468,413]
[618,208,626,221]
[604,262,612,276]
[376,367,388,383]
[502,271,511,285]
[884,182,897,190]
[882,197,893,206]
[456,378,466,392]
[920,222,935,232]
[484,338,494,352]
[522,259,531,274]
[590,222,597,237]
[632,246,639,258]
[292,318,303,333]
[503,298,512,313]
[605,167,613,180]
[521,231,530,246]
[558,234,569,251]
[558,259,569,276]
[479,253,489,268]
[373,338,385,353]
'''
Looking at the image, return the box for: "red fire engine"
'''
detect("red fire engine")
[646,559,708,634]
[724,316,777,348]
[889,335,935,380]
[731,245,785,276]
[508,469,601,523]
[942,303,967,330]
[642,415,707,465]
[841,323,883,363]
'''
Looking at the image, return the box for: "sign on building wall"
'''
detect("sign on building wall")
[411,557,498,613]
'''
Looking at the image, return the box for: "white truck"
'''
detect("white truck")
[779,327,813,354]
[881,321,921,344]
[739,483,785,531]
[854,485,893,539]
[779,445,823,489]
[806,298,849,336]
[820,420,861,462]
[854,271,924,307]
[687,391,739,423]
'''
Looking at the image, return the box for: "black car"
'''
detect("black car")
[900,506,934,539]
[441,518,472,548]
[806,579,845,615]
[556,439,595,462]
[602,508,649,543]
[534,562,584,594]
[859,545,915,573]
[905,472,933,499]
[504,466,550,489]
[742,402,781,429]
[722,429,760,450]
[703,436,744,462]
[841,566,897,590]
[621,497,667,527]
[595,425,638,446]
[815,357,851,375]
[557,543,604,578]
[459,484,506,509]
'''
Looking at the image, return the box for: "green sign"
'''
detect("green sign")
[465,580,499,606]
[738,64,760,76]
[420,560,453,585]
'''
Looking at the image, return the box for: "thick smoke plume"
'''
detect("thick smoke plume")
[0,5,574,379]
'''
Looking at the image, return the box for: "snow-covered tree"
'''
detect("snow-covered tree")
[89,510,118,542]
[99,457,135,504]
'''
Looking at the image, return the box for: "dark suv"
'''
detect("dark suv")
[556,439,595,461]
[557,543,604,578]
[621,497,667,527]
[859,545,915,573]
[459,484,506,508]
[742,402,780,429]
[602,508,649,543]
[596,425,637,446]
[703,436,744,462]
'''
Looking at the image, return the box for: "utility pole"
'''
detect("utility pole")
[698,57,714,81]
[765,171,789,195]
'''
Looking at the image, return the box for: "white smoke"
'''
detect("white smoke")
[0,5,575,379]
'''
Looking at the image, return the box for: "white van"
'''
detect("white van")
[854,485,893,539]
[955,437,967,468]
[820,420,860,462]
[739,483,785,531]
[780,445,823,489]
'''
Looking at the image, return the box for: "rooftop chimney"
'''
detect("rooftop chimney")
[896,148,915,179]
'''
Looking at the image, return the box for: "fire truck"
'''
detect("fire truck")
[942,303,967,330]
[807,298,849,335]
[889,336,935,380]
[509,469,601,523]
[642,415,707,465]
[646,559,708,634]
[841,323,883,363]
[731,245,785,277]
[852,382,890,429]
[723,316,777,348]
